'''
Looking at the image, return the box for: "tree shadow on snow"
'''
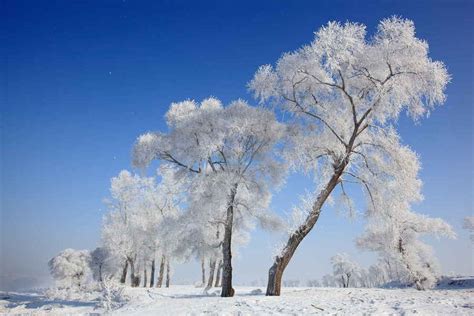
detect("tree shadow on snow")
[168,289,265,299]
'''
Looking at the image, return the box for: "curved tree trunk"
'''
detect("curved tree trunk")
[221,184,237,297]
[150,259,155,287]
[157,255,166,288]
[214,260,223,287]
[120,260,128,284]
[266,163,347,296]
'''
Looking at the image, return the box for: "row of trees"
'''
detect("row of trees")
[49,17,455,296]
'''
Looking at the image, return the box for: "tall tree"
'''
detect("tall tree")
[133,98,286,297]
[249,17,449,295]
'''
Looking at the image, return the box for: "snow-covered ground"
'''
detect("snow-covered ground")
[1,285,473,315]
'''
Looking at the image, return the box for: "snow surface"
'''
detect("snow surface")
[1,286,473,315]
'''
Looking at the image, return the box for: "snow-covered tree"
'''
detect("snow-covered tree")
[321,274,336,287]
[306,279,320,287]
[89,247,119,282]
[249,17,449,295]
[49,249,91,289]
[133,98,286,297]
[463,216,474,242]
[331,253,360,288]
[367,260,389,287]
[357,209,455,289]
[101,170,164,287]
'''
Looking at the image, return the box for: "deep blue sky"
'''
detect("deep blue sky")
[2,0,473,290]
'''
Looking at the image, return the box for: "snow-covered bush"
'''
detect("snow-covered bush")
[96,278,129,311]
[48,249,92,289]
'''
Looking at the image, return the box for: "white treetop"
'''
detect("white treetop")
[250,17,449,218]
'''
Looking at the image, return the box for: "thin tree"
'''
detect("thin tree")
[149,259,155,287]
[165,258,171,288]
[157,255,166,288]
[214,260,223,287]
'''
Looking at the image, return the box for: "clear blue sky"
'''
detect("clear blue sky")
[1,0,472,290]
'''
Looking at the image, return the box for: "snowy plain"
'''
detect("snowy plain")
[1,285,473,315]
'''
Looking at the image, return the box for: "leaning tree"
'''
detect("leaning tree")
[249,17,450,295]
[133,98,286,297]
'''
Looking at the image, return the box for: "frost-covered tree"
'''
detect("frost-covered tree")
[306,279,320,287]
[321,274,336,287]
[89,247,118,282]
[367,260,389,287]
[133,98,286,297]
[249,17,449,295]
[463,216,474,242]
[101,170,163,287]
[357,209,455,289]
[331,253,360,288]
[355,267,371,288]
[49,249,91,289]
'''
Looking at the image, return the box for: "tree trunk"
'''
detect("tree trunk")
[128,256,141,287]
[214,260,223,287]
[165,258,170,288]
[207,259,217,288]
[98,264,103,282]
[150,259,155,287]
[143,265,147,288]
[129,259,135,286]
[201,257,206,286]
[221,184,238,297]
[266,162,347,296]
[120,260,128,284]
[157,255,166,288]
